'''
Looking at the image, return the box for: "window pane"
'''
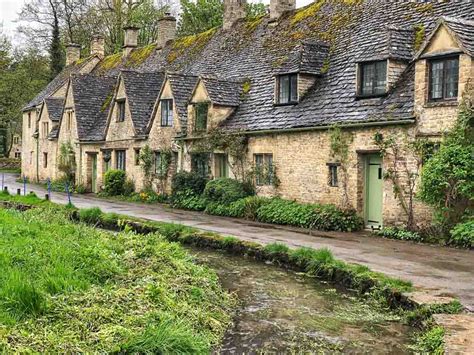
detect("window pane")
[374,61,387,94]
[290,74,298,102]
[361,63,375,95]
[430,61,444,99]
[279,75,289,103]
[195,104,208,131]
[445,58,459,98]
[167,100,173,126]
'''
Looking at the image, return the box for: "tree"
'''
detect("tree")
[418,86,474,227]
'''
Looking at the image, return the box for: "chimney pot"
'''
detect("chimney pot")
[123,26,139,56]
[157,14,177,48]
[91,35,105,59]
[223,0,246,30]
[270,0,295,20]
[65,44,81,66]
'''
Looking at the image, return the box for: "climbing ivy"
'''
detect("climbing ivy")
[139,145,154,189]
[58,141,76,183]
[329,125,353,208]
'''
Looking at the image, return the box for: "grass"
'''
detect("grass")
[0,204,235,352]
[0,190,47,206]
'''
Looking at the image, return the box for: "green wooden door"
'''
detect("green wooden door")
[365,154,383,229]
[91,155,97,193]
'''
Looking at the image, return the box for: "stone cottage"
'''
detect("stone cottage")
[21,1,474,229]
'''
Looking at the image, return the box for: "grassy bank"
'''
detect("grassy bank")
[0,204,235,352]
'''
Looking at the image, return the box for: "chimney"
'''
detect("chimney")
[223,0,246,30]
[157,12,177,48]
[91,35,105,59]
[65,44,81,66]
[123,26,139,57]
[270,0,295,20]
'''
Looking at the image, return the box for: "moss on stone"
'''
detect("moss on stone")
[245,15,264,33]
[101,90,115,113]
[414,24,425,51]
[291,0,325,26]
[75,56,93,66]
[125,43,157,67]
[97,53,122,71]
[168,27,218,64]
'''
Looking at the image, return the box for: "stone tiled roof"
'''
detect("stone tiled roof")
[48,126,59,139]
[24,58,95,110]
[44,98,64,122]
[199,77,243,107]
[443,16,474,56]
[277,40,330,74]
[166,73,198,128]
[121,70,165,135]
[70,74,116,141]
[357,27,414,62]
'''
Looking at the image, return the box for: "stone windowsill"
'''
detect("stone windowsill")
[424,100,458,108]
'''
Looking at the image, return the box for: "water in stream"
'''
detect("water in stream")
[188,247,413,354]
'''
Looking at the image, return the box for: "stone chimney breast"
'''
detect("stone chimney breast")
[91,35,105,59]
[223,0,246,30]
[123,26,139,57]
[157,13,177,48]
[66,44,81,66]
[270,0,295,20]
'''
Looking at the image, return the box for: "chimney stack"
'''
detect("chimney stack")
[65,44,81,66]
[123,26,139,57]
[270,0,295,20]
[157,12,177,48]
[91,35,105,59]
[223,0,246,30]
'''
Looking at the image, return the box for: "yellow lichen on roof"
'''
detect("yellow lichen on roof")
[291,0,325,26]
[75,55,93,66]
[245,15,265,33]
[167,27,218,63]
[97,53,122,71]
[126,43,157,67]
[101,90,115,112]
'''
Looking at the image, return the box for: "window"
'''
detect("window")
[154,151,168,177]
[14,152,21,159]
[327,163,339,187]
[194,103,208,131]
[29,151,33,165]
[255,154,274,186]
[161,99,173,127]
[116,150,126,171]
[66,110,73,130]
[358,61,387,96]
[103,150,112,172]
[278,74,298,104]
[191,153,209,177]
[27,112,31,129]
[429,57,459,101]
[43,152,48,168]
[117,100,126,122]
[42,122,49,138]
[214,153,228,178]
[134,148,141,166]
[13,136,19,144]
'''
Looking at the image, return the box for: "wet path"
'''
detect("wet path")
[3,173,474,310]
[189,247,412,354]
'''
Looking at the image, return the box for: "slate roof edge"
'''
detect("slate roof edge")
[177,118,416,140]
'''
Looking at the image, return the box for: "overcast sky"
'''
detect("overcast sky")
[1,0,313,45]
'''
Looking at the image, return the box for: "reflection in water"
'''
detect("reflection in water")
[188,248,412,354]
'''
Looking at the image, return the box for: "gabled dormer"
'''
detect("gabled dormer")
[105,71,164,141]
[188,76,243,133]
[274,40,330,104]
[355,27,415,98]
[38,98,64,140]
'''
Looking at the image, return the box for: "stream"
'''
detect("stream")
[188,247,413,354]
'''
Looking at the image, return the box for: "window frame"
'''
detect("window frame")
[214,153,228,178]
[116,99,126,122]
[357,60,387,98]
[160,99,174,127]
[194,102,209,132]
[428,56,459,102]
[43,152,48,169]
[327,163,340,187]
[115,150,126,171]
[191,153,210,177]
[42,122,49,138]
[28,112,31,129]
[134,148,141,166]
[254,153,274,186]
[277,73,298,105]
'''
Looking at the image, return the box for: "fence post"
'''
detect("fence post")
[65,181,72,205]
[47,178,52,199]
[23,176,27,196]
[1,173,4,190]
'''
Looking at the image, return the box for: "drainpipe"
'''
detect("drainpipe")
[36,138,39,182]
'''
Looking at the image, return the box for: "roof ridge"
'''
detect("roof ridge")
[442,16,474,26]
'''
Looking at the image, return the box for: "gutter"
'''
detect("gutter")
[176,118,416,141]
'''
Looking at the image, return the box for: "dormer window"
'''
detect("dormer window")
[194,102,208,132]
[117,99,126,122]
[277,74,298,104]
[358,61,387,97]
[161,99,173,127]
[429,56,459,101]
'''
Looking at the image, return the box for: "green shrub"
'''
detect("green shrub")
[79,207,103,225]
[289,247,335,271]
[101,212,120,226]
[264,243,290,257]
[75,183,87,194]
[256,198,316,228]
[103,170,126,196]
[449,219,474,248]
[203,178,253,205]
[375,227,423,242]
[171,189,207,211]
[123,179,135,196]
[228,196,270,220]
[171,172,208,197]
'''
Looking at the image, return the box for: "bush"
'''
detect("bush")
[449,219,474,248]
[375,227,423,242]
[171,189,207,211]
[79,207,103,225]
[75,183,87,194]
[104,170,126,196]
[228,196,270,220]
[203,178,253,205]
[123,179,135,196]
[131,190,168,204]
[171,172,208,197]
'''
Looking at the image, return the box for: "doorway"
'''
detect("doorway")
[364,154,383,229]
